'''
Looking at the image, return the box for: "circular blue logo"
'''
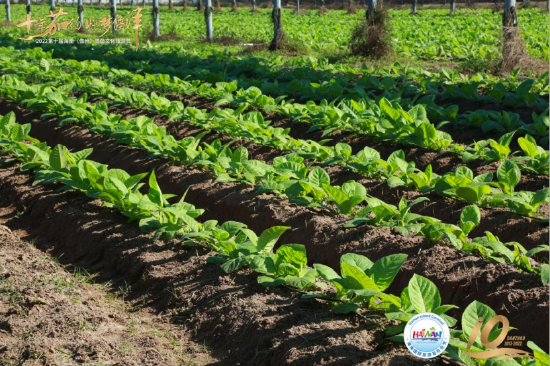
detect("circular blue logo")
[404,313,450,359]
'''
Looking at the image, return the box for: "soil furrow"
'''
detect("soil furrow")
[1,99,547,250]
[0,166,460,365]
[0,104,547,350]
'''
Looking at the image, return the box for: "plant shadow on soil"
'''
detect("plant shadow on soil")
[0,165,469,365]
[0,134,547,357]
[0,98,547,351]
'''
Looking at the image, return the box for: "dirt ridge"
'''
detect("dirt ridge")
[0,120,547,349]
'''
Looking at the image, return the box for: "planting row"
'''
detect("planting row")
[3,37,548,108]
[2,48,549,173]
[3,45,549,147]
[0,111,548,365]
[1,84,548,284]
[1,69,548,224]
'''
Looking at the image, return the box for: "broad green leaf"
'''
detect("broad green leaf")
[456,185,490,204]
[250,254,276,275]
[367,254,408,291]
[497,160,521,187]
[322,183,348,205]
[460,205,481,236]
[527,341,550,366]
[221,256,249,274]
[408,274,441,313]
[341,262,380,291]
[461,300,496,345]
[379,97,401,121]
[257,275,284,287]
[256,226,290,252]
[518,137,540,158]
[275,244,308,270]
[40,58,50,72]
[313,263,341,281]
[49,145,68,170]
[340,253,374,273]
[332,303,360,314]
[308,167,330,187]
[243,160,268,177]
[222,221,247,237]
[148,170,163,206]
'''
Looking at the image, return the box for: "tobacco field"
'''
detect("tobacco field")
[0,2,548,365]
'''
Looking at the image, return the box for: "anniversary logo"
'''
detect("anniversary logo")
[404,311,537,361]
[14,6,143,49]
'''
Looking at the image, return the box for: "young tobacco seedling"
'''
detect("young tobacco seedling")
[345,196,435,235]
[186,226,291,274]
[385,274,458,341]
[252,244,319,290]
[422,204,481,250]
[312,253,407,314]
[517,134,549,175]
[321,181,366,215]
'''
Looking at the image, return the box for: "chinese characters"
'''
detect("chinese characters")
[16,7,142,50]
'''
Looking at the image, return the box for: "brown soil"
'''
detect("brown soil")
[2,99,547,250]
[0,167,463,365]
[0,225,213,365]
[0,104,547,352]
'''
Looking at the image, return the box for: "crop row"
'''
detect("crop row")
[0,76,547,285]
[1,69,549,218]
[3,44,549,139]
[1,59,548,220]
[2,48,549,175]
[2,13,549,103]
[4,45,548,156]
[0,110,548,366]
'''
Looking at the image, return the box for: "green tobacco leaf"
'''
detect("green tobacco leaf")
[379,97,401,121]
[367,254,408,291]
[40,58,50,72]
[148,170,163,206]
[257,275,284,287]
[497,160,521,187]
[322,183,348,206]
[243,160,268,176]
[460,205,481,236]
[527,341,550,366]
[456,185,490,204]
[313,263,341,281]
[461,300,496,345]
[256,226,290,252]
[408,274,441,313]
[308,167,331,187]
[332,303,360,314]
[532,188,550,206]
[341,262,379,291]
[518,137,540,158]
[498,131,516,147]
[340,253,374,273]
[49,145,68,171]
[221,221,247,237]
[250,254,276,275]
[275,244,308,270]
